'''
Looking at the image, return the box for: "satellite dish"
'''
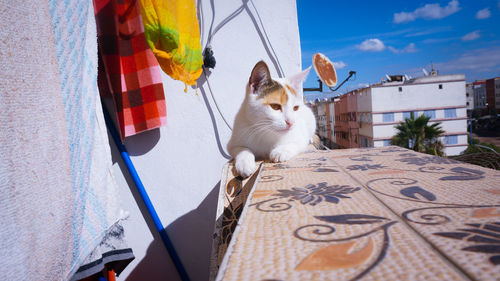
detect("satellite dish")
[422,68,429,76]
[385,74,392,81]
[312,53,337,87]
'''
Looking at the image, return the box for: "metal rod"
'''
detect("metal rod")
[303,79,322,92]
[330,71,356,92]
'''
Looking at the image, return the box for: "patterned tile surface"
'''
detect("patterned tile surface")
[213,147,500,281]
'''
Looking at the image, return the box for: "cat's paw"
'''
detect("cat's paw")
[235,154,256,178]
[270,145,298,162]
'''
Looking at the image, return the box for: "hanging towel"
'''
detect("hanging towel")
[47,0,135,279]
[0,1,74,280]
[95,0,167,140]
[1,0,133,280]
[139,0,203,87]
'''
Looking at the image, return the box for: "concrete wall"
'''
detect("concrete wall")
[114,1,302,280]
[371,78,465,113]
[370,77,467,155]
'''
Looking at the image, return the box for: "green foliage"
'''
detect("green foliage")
[391,114,445,156]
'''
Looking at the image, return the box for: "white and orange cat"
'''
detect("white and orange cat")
[227,61,316,177]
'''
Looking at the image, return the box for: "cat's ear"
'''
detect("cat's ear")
[287,66,312,91]
[249,61,271,94]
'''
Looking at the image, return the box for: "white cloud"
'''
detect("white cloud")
[403,46,500,79]
[356,39,418,54]
[435,46,500,72]
[356,39,386,52]
[475,8,491,19]
[332,61,347,69]
[393,0,460,23]
[388,43,418,54]
[462,30,480,41]
[423,37,457,44]
[404,26,452,37]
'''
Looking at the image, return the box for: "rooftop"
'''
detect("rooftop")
[373,73,465,88]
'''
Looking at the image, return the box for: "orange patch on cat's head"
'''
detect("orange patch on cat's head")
[258,80,288,106]
[262,87,288,106]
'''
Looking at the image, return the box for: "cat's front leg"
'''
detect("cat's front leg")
[232,147,257,178]
[270,144,300,163]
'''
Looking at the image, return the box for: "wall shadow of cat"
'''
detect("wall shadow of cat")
[124,180,221,281]
[105,129,220,280]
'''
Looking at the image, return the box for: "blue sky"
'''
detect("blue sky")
[297,0,500,99]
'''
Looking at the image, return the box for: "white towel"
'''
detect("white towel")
[0,0,127,280]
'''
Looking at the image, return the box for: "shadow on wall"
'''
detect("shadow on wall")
[124,129,161,156]
[197,0,285,77]
[104,125,222,281]
[196,70,232,159]
[125,182,221,281]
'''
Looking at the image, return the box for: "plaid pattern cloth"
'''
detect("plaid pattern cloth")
[94,0,166,140]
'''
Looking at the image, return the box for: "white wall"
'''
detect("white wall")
[371,78,466,112]
[356,88,372,112]
[114,1,302,280]
[368,77,467,155]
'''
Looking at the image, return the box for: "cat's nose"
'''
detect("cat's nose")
[285,119,294,128]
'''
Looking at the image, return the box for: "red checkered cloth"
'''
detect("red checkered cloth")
[94,0,166,140]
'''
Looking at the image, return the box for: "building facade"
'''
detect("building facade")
[486,77,500,111]
[330,74,468,156]
[473,80,487,109]
[311,98,336,148]
[466,83,474,114]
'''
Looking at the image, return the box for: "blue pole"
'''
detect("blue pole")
[102,105,191,281]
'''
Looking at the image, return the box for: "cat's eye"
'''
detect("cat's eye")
[270,104,281,111]
[293,105,299,111]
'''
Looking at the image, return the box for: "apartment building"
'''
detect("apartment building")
[311,98,335,148]
[485,77,500,111]
[466,83,474,113]
[332,74,468,156]
[334,91,360,149]
[473,80,487,109]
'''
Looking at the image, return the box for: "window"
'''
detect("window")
[423,110,435,119]
[466,102,470,106]
[383,112,394,122]
[445,135,458,145]
[439,84,443,89]
[383,139,391,146]
[398,87,402,92]
[403,111,412,120]
[444,108,456,118]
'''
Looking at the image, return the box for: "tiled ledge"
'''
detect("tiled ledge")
[211,146,500,281]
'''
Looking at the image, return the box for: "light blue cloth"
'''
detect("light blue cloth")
[47,0,128,278]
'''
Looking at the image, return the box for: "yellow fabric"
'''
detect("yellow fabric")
[139,0,203,86]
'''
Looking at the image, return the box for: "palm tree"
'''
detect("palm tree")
[391,113,445,156]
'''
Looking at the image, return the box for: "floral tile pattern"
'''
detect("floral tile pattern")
[213,146,500,281]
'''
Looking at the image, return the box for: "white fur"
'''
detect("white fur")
[227,63,316,178]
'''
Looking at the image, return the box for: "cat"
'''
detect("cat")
[227,61,317,178]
